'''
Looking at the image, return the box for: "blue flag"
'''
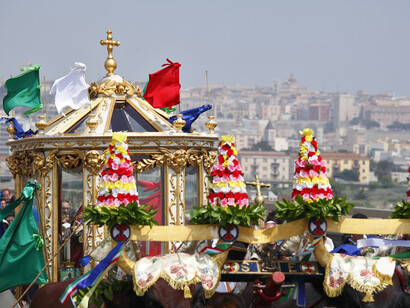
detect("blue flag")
[168,104,212,133]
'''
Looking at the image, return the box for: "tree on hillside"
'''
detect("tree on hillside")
[334,169,359,182]
[374,160,394,183]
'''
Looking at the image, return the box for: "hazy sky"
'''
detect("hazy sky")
[1,1,410,96]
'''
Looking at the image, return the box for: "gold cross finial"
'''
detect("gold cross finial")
[100,30,120,76]
[245,174,271,205]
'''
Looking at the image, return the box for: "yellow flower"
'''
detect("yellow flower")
[114,181,123,189]
[221,135,235,144]
[301,155,308,161]
[112,132,127,143]
[299,128,314,137]
[305,135,313,142]
[300,145,308,152]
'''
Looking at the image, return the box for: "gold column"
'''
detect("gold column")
[52,163,59,282]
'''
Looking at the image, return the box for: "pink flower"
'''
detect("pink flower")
[120,175,129,182]
[308,158,319,165]
[213,176,221,183]
[110,173,119,181]
[112,162,119,170]
[309,170,319,178]
[299,169,308,178]
[227,198,235,205]
[220,199,228,206]
[106,198,114,206]
[227,164,236,172]
[102,174,110,182]
[221,176,230,183]
[302,193,311,201]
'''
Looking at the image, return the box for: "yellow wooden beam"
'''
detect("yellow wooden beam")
[129,218,308,244]
[327,218,410,235]
[127,218,409,245]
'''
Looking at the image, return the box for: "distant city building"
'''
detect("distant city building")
[239,151,292,188]
[321,152,371,185]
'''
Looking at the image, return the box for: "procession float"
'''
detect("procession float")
[0,30,409,308]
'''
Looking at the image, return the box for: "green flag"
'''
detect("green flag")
[3,65,43,117]
[0,182,48,292]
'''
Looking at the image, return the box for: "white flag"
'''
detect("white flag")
[50,62,90,115]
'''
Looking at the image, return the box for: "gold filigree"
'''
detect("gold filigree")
[84,150,104,175]
[32,152,45,174]
[123,80,142,97]
[202,149,217,174]
[187,149,203,167]
[9,152,34,177]
[134,156,164,173]
[44,172,53,264]
[89,82,99,99]
[55,150,84,169]
[43,149,59,175]
[6,153,18,178]
[163,149,188,174]
[99,79,116,97]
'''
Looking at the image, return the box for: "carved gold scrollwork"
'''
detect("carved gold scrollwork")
[55,149,85,169]
[134,156,164,173]
[90,79,143,98]
[202,149,217,174]
[8,151,35,177]
[6,153,18,178]
[134,148,216,174]
[162,148,187,174]
[32,152,46,174]
[84,150,105,175]
[89,82,99,99]
[187,148,202,167]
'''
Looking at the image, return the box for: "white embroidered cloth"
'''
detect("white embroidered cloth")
[324,253,396,302]
[133,253,220,298]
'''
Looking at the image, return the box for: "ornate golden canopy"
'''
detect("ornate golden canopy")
[6,30,218,282]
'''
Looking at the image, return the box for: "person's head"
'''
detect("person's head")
[352,213,367,219]
[61,200,71,217]
[265,210,283,228]
[0,199,6,209]
[5,213,14,225]
[2,189,11,203]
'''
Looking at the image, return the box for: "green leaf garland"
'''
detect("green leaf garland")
[274,195,354,222]
[83,202,158,228]
[186,203,265,228]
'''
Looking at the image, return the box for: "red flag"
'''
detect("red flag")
[143,59,181,108]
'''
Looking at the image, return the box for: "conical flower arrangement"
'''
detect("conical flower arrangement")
[208,135,249,207]
[292,128,333,202]
[406,167,410,202]
[97,132,139,208]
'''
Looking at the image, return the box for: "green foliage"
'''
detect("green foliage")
[389,200,410,219]
[334,169,359,182]
[274,195,354,222]
[187,203,265,228]
[83,202,158,228]
[354,188,368,200]
[160,106,176,114]
[73,277,133,306]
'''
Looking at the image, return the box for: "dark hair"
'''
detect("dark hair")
[352,213,367,219]
[265,210,283,225]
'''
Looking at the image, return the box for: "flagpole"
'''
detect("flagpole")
[35,191,50,279]
[205,70,213,118]
[11,217,84,308]
[43,76,47,119]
